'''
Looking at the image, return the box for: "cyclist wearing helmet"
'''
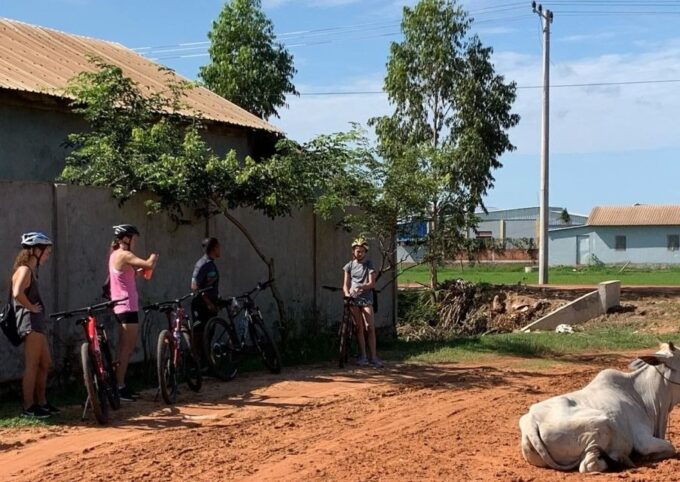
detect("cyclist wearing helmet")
[109,224,158,401]
[343,237,383,368]
[11,232,58,418]
[190,237,221,362]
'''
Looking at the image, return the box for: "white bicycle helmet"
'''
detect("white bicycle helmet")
[21,232,53,248]
[113,224,140,238]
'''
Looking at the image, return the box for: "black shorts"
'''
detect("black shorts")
[116,311,139,325]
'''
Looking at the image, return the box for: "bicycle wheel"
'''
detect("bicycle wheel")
[157,330,177,404]
[182,332,202,392]
[248,315,282,374]
[80,342,109,425]
[338,307,351,368]
[203,317,238,381]
[101,340,120,410]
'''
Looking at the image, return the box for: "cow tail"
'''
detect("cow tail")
[520,414,581,471]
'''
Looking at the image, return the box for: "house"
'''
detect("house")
[549,205,680,266]
[0,17,281,181]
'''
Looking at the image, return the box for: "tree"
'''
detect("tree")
[199,0,297,119]
[370,0,519,295]
[559,208,571,225]
[62,58,316,338]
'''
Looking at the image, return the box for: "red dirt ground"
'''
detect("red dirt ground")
[2,355,680,481]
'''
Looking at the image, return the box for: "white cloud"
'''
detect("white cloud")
[558,32,616,43]
[277,74,390,140]
[276,39,680,156]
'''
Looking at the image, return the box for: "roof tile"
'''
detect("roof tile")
[588,205,680,226]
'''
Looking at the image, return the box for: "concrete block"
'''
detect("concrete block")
[521,280,621,332]
[599,280,621,312]
[521,291,602,332]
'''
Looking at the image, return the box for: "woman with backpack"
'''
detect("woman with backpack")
[11,232,58,418]
[108,224,158,401]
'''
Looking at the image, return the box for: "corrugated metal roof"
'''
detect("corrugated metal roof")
[588,205,680,226]
[0,18,281,133]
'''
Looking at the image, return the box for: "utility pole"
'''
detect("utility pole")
[532,2,553,285]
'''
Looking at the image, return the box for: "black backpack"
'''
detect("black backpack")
[0,289,22,347]
[102,275,111,301]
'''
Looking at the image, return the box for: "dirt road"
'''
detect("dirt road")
[2,355,680,481]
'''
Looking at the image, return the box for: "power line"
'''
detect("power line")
[148,14,535,61]
[296,78,680,96]
[131,3,528,54]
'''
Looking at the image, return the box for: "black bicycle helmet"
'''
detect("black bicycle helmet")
[113,224,140,238]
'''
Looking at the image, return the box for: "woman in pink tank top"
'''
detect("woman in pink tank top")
[109,224,158,401]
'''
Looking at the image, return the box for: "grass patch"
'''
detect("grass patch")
[399,264,680,286]
[380,326,670,364]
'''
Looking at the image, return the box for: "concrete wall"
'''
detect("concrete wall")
[549,225,680,265]
[0,181,395,382]
[0,95,258,182]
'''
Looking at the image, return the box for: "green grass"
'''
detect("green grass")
[399,264,680,286]
[381,326,667,364]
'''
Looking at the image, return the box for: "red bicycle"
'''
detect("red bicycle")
[143,290,205,404]
[51,298,126,425]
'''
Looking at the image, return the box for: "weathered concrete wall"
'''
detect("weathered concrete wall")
[0,96,260,182]
[0,181,396,382]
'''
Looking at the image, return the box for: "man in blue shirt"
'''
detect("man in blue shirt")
[191,237,221,361]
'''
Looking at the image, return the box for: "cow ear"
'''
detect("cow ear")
[638,355,663,366]
[669,341,676,351]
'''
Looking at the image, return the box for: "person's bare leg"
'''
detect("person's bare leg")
[362,306,377,361]
[116,323,139,386]
[351,306,367,360]
[22,332,42,409]
[34,334,51,405]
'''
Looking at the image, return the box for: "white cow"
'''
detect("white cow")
[519,342,680,473]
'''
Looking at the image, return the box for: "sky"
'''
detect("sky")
[3,0,680,215]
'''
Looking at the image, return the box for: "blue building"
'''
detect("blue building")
[549,205,680,266]
[472,206,587,240]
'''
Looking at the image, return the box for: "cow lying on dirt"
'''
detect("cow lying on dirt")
[519,342,680,473]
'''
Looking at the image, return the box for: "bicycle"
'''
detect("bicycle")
[202,280,282,380]
[322,286,380,368]
[143,289,207,404]
[50,298,126,425]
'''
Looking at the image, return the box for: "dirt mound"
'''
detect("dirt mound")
[2,357,680,481]
[399,280,569,340]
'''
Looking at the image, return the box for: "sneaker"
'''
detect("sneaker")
[41,402,61,414]
[356,357,369,367]
[118,386,138,402]
[370,358,384,368]
[21,404,51,419]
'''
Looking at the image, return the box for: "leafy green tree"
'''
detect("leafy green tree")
[370,0,519,294]
[199,0,297,119]
[62,58,314,335]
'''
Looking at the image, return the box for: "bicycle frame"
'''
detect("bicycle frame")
[50,298,127,422]
[82,315,107,378]
[220,281,272,349]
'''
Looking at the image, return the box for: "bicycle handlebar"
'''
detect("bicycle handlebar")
[322,285,381,294]
[235,279,274,300]
[142,286,213,312]
[50,298,128,319]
